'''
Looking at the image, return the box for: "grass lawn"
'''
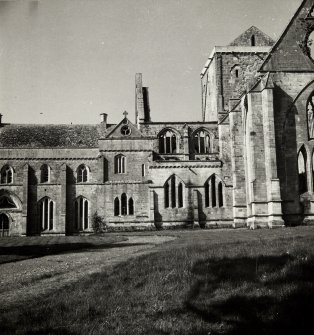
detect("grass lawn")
[1,227,314,334]
[0,235,127,264]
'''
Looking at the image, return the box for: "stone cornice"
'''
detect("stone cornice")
[149,163,222,169]
[0,157,98,161]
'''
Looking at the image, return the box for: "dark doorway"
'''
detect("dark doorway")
[0,213,9,237]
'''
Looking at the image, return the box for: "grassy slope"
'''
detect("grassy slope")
[1,227,314,335]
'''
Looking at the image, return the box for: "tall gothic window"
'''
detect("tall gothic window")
[129,198,134,215]
[298,147,308,194]
[164,175,184,208]
[121,193,127,215]
[38,197,54,231]
[205,175,224,208]
[1,165,13,184]
[194,130,211,154]
[159,130,177,154]
[74,197,89,230]
[40,164,50,183]
[114,197,120,216]
[178,183,183,208]
[114,194,135,216]
[307,91,314,139]
[115,154,126,174]
[77,164,89,183]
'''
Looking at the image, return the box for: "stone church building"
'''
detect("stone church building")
[0,0,314,236]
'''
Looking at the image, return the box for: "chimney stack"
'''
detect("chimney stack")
[100,113,107,127]
[135,73,151,127]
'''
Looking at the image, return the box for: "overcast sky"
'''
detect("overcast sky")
[0,0,301,125]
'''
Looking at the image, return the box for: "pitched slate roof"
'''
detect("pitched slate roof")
[0,124,100,148]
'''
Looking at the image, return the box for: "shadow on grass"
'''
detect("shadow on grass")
[184,254,314,335]
[0,242,150,265]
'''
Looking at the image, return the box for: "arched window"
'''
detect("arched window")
[121,193,127,216]
[164,182,170,208]
[298,147,308,194]
[38,197,54,231]
[178,183,183,208]
[40,164,50,183]
[0,213,9,237]
[171,176,176,208]
[251,35,256,46]
[0,195,16,209]
[307,91,314,139]
[129,198,134,215]
[205,175,224,208]
[194,130,211,154]
[218,182,223,207]
[164,175,185,208]
[74,197,89,230]
[115,155,126,174]
[114,194,134,216]
[1,165,13,184]
[159,130,177,154]
[77,165,89,183]
[205,182,210,207]
[114,197,120,216]
[211,175,216,207]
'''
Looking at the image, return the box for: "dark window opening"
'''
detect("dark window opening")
[0,196,16,209]
[0,213,9,236]
[159,130,177,154]
[251,35,256,46]
[1,165,13,184]
[75,197,89,230]
[41,164,50,183]
[165,182,169,208]
[218,182,223,207]
[121,193,127,216]
[211,175,216,207]
[194,131,211,154]
[39,197,53,231]
[77,165,88,183]
[171,176,176,208]
[129,198,134,215]
[298,149,308,194]
[205,182,210,207]
[178,183,183,208]
[114,197,120,216]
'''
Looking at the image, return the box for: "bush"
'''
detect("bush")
[92,211,105,234]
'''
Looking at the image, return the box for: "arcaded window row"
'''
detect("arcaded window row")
[163,174,224,209]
